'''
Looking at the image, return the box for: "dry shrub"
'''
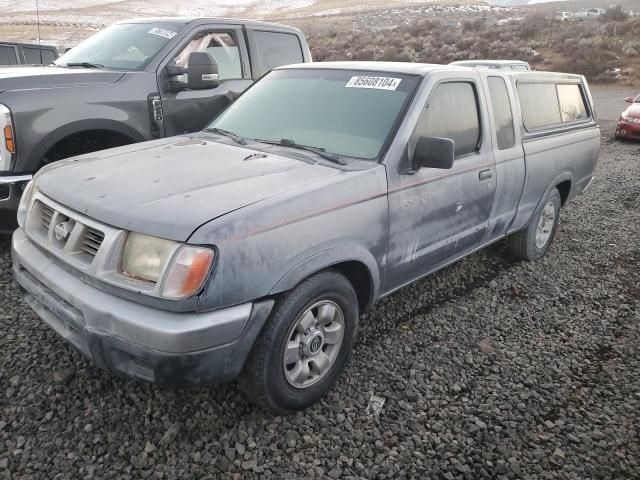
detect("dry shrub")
[307,12,638,80]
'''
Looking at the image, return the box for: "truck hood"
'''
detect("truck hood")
[36,137,342,241]
[0,65,124,92]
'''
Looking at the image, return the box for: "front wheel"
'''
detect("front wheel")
[508,188,562,261]
[240,270,359,413]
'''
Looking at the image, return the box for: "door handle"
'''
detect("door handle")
[479,169,493,181]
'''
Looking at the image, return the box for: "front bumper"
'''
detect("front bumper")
[616,119,640,140]
[0,174,32,234]
[12,228,274,385]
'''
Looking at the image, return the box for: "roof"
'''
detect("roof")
[121,17,299,32]
[0,41,57,50]
[277,61,470,76]
[451,60,530,66]
[277,61,585,82]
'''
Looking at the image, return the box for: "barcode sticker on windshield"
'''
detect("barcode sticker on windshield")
[346,76,402,90]
[148,27,177,39]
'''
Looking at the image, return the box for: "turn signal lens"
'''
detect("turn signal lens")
[4,125,15,154]
[161,246,215,299]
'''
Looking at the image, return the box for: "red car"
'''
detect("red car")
[616,94,640,141]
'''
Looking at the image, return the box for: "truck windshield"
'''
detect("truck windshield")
[208,68,420,160]
[55,22,183,71]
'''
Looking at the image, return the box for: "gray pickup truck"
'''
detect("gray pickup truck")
[12,62,600,412]
[0,17,311,232]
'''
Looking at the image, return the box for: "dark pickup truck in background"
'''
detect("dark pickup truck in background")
[0,42,59,66]
[0,17,311,231]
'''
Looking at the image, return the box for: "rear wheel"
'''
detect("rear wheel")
[508,188,561,261]
[241,270,359,413]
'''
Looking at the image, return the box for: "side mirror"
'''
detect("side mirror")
[412,136,455,170]
[187,51,219,90]
[624,96,635,103]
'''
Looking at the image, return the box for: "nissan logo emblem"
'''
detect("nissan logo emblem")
[54,221,73,242]
[310,335,322,354]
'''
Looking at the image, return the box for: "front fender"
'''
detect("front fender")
[26,119,146,171]
[270,244,381,304]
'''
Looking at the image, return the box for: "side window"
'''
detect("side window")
[0,45,18,65]
[412,82,481,158]
[23,47,56,65]
[254,31,304,76]
[518,83,561,130]
[487,77,515,150]
[175,31,242,80]
[40,49,57,65]
[23,47,46,64]
[557,84,589,122]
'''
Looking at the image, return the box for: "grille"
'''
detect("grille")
[30,199,106,265]
[40,203,55,231]
[80,227,104,258]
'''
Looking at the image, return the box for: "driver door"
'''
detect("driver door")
[158,26,253,137]
[383,73,497,292]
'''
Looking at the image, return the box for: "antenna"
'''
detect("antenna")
[35,0,43,64]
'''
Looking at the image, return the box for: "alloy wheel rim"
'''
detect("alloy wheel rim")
[535,201,556,249]
[283,300,345,389]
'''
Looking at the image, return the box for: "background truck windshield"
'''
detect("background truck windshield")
[55,23,182,71]
[209,69,420,160]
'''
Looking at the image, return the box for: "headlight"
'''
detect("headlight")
[122,232,176,283]
[121,232,215,299]
[622,115,640,124]
[16,180,35,228]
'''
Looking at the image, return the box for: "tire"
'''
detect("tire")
[240,270,359,413]
[508,188,562,261]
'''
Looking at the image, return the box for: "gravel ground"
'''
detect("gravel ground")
[0,122,638,480]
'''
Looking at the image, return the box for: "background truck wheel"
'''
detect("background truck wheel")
[508,188,562,261]
[241,270,359,414]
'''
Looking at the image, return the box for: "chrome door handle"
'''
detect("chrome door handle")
[479,169,493,181]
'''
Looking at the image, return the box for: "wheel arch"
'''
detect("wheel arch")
[28,119,146,170]
[269,246,381,313]
[521,172,573,229]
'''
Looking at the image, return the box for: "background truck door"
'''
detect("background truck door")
[384,74,497,292]
[158,25,253,137]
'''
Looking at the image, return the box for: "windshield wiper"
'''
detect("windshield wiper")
[255,138,346,165]
[204,127,247,145]
[61,62,105,69]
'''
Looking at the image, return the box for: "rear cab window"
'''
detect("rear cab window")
[252,31,305,77]
[518,81,591,131]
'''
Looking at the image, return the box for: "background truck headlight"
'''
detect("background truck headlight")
[0,104,16,172]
